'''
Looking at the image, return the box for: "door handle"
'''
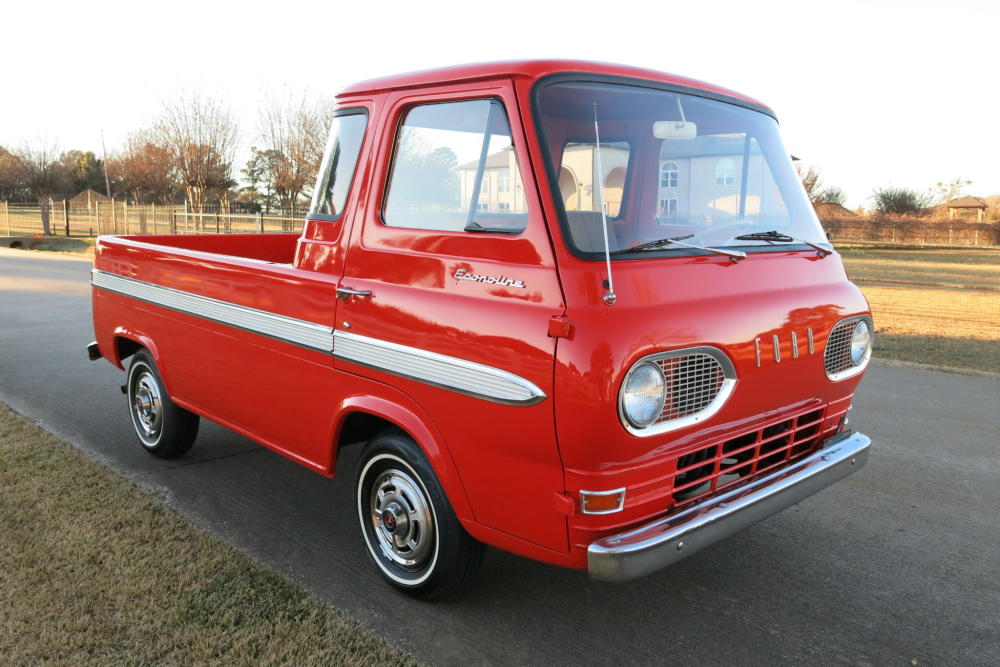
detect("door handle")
[336,286,373,301]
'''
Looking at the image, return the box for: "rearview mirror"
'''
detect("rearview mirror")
[653,121,697,139]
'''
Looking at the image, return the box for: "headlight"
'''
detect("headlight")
[621,362,665,428]
[850,320,871,365]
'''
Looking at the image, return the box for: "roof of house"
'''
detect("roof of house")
[946,196,987,209]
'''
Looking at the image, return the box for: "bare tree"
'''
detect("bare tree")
[110,133,176,204]
[16,140,69,234]
[932,177,972,205]
[258,94,332,214]
[153,93,239,213]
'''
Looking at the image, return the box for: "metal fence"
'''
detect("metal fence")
[0,201,305,237]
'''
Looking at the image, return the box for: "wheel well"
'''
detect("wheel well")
[115,337,143,363]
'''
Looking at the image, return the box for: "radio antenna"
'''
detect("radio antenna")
[593,104,616,306]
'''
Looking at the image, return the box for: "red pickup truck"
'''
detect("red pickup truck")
[89,60,872,599]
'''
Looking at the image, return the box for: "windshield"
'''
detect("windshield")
[534,80,829,257]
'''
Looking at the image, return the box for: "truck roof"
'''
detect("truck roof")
[337,59,773,116]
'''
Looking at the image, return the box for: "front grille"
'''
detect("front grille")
[671,406,828,503]
[655,353,726,423]
[824,320,855,376]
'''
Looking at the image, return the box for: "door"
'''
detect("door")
[334,82,570,551]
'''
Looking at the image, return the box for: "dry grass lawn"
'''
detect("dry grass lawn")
[839,246,999,372]
[0,402,419,666]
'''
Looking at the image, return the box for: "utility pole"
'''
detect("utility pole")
[101,130,112,197]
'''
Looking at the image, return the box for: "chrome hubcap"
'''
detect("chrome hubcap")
[369,469,433,569]
[132,370,162,442]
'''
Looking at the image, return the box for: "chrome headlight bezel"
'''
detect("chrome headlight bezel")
[825,315,874,381]
[618,346,737,436]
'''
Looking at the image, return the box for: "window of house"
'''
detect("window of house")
[498,202,510,211]
[660,161,679,188]
[309,110,369,219]
[498,172,510,192]
[715,158,736,186]
[383,99,528,233]
[658,197,678,218]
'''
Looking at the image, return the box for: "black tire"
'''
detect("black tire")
[355,428,483,600]
[126,350,199,459]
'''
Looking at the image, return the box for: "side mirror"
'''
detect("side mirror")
[653,121,697,140]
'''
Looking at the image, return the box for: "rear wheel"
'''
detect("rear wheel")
[126,350,198,458]
[355,429,482,600]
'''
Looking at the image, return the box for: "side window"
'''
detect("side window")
[310,111,368,219]
[384,99,528,233]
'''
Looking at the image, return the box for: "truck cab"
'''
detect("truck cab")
[90,60,872,599]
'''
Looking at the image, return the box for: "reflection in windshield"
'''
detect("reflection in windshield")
[535,81,829,256]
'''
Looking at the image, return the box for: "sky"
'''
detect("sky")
[2,0,997,209]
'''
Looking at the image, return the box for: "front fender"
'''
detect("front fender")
[330,391,476,523]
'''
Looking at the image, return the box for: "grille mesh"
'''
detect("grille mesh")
[655,353,726,424]
[824,320,856,375]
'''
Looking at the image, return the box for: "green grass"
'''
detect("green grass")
[0,402,419,666]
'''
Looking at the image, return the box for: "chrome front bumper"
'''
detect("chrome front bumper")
[588,431,871,582]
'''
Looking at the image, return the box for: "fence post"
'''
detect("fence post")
[111,198,117,234]
[63,199,70,236]
[4,201,9,236]
[215,211,220,234]
[256,211,263,233]
[151,203,156,235]
[170,210,177,235]
[123,201,129,235]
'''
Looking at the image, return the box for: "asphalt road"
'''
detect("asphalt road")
[1,247,998,666]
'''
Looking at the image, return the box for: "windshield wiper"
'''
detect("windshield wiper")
[609,234,693,255]
[611,234,746,262]
[733,230,830,257]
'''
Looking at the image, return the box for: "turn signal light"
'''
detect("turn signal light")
[580,488,626,514]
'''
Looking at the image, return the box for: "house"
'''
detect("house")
[68,189,111,210]
[944,196,988,222]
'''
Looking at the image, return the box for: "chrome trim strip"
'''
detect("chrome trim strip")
[93,269,546,406]
[588,431,871,582]
[619,346,737,437]
[772,334,781,363]
[790,331,799,358]
[91,269,334,352]
[332,330,546,406]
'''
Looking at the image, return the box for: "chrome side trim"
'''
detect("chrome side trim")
[588,431,871,582]
[92,269,546,406]
[332,330,546,406]
[91,269,334,352]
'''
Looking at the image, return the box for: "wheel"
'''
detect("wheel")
[355,429,483,600]
[126,350,199,458]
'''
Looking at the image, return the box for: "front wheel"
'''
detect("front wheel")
[355,429,483,600]
[126,350,199,458]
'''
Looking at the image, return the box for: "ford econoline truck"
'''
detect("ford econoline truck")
[88,60,872,599]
